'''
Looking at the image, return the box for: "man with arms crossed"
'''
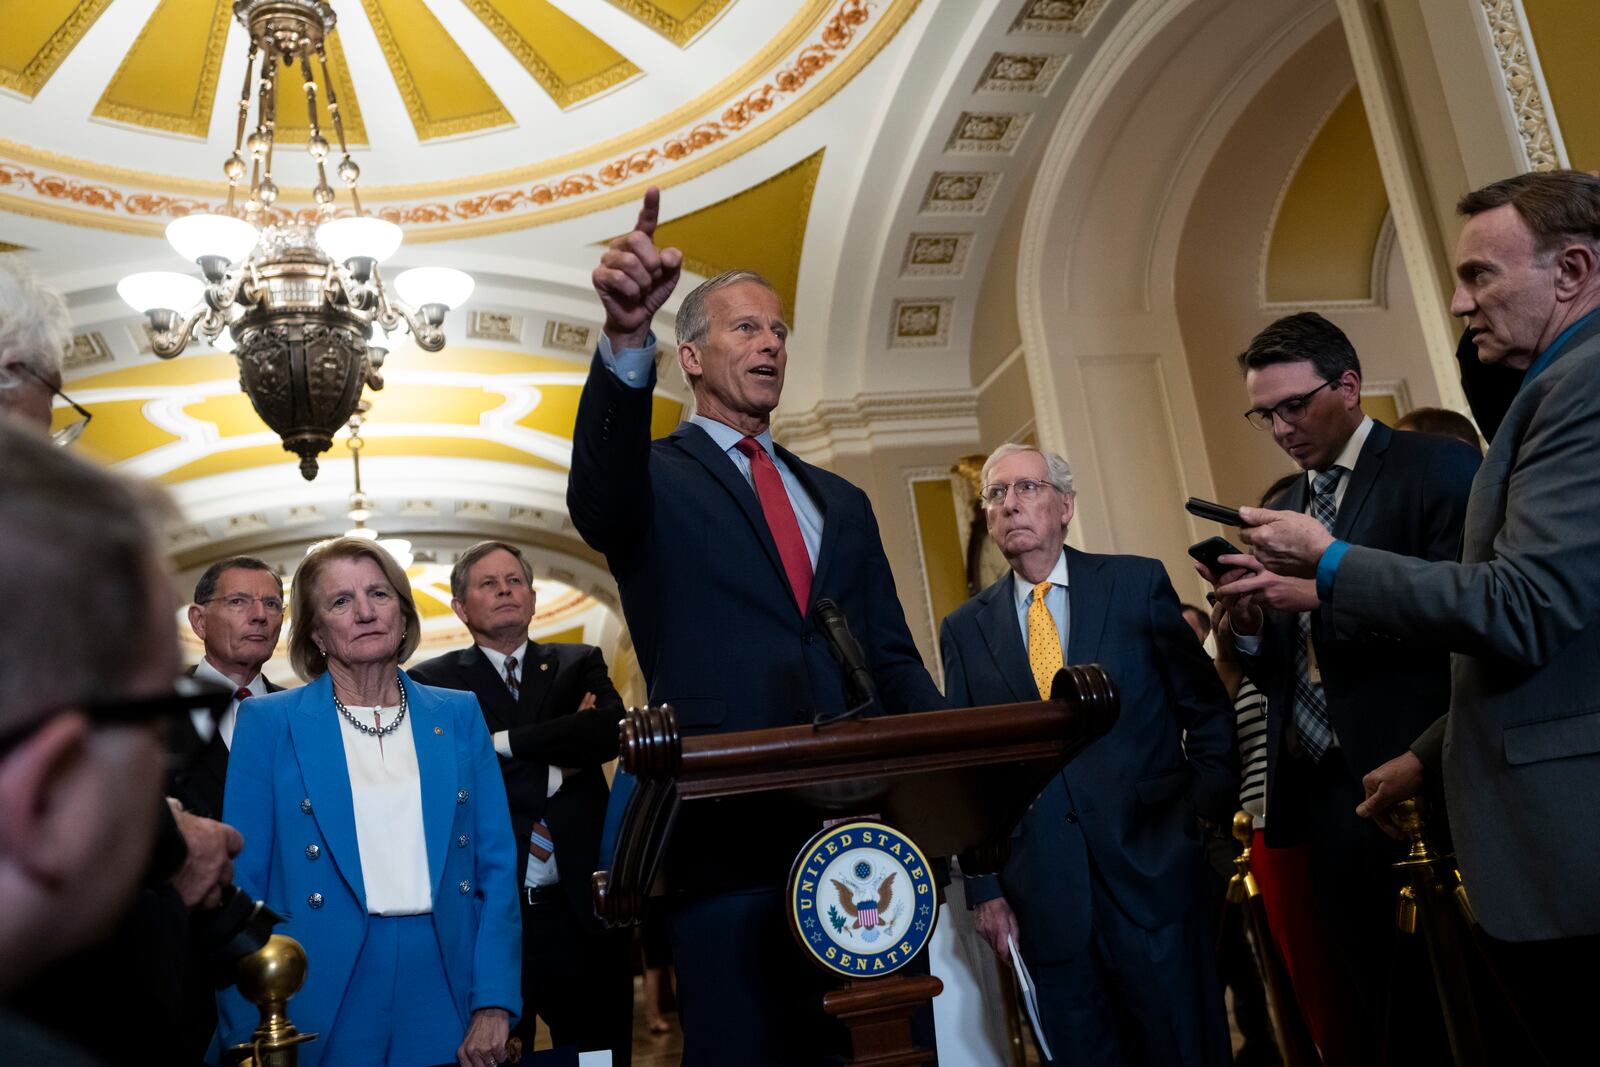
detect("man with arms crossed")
[941,443,1237,1066]
[1232,170,1600,1061]
[568,188,945,1066]
[410,541,633,1067]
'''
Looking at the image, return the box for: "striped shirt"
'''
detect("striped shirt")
[1236,679,1269,826]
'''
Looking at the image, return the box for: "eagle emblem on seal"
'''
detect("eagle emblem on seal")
[831,863,896,942]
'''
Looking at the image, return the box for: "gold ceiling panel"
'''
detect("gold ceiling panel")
[65,398,182,463]
[647,148,824,320]
[274,30,369,148]
[608,0,734,47]
[0,0,114,97]
[93,0,231,138]
[157,437,566,485]
[0,242,27,252]
[460,0,639,109]
[358,0,514,140]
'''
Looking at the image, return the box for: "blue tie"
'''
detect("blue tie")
[1292,467,1342,761]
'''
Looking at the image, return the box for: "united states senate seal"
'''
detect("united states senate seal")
[788,820,937,978]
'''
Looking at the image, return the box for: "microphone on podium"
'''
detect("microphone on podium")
[813,598,877,723]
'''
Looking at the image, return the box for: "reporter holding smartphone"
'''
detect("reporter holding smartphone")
[1196,313,1478,1065]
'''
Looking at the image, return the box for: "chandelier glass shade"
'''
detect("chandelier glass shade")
[116,0,473,480]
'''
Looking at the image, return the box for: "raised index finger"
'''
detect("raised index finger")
[633,186,661,238]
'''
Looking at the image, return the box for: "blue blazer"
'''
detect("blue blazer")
[940,548,1237,963]
[215,672,521,1064]
[567,353,945,890]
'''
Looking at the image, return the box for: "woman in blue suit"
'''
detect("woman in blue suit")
[218,537,520,1067]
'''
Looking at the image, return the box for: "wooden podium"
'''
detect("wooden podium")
[593,663,1119,1065]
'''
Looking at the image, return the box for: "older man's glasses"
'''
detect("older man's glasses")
[1243,379,1339,430]
[201,593,285,616]
[980,478,1056,507]
[10,363,93,446]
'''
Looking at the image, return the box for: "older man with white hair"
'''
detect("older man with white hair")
[940,442,1237,1067]
[0,257,76,434]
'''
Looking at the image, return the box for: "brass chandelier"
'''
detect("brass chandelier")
[117,0,472,480]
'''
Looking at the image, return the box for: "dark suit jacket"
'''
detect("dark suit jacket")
[940,547,1237,963]
[1333,315,1600,940]
[1239,421,1478,847]
[409,641,624,924]
[567,353,945,888]
[167,666,283,821]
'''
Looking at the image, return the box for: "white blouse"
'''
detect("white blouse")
[336,703,433,915]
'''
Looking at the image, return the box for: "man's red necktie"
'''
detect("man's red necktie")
[734,436,813,615]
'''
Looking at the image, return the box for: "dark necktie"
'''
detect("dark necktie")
[504,656,520,701]
[1292,467,1343,761]
[502,654,553,864]
[223,687,250,725]
[734,436,813,615]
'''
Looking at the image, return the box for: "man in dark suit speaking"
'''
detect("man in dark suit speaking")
[568,188,945,1066]
[940,443,1237,1066]
[409,540,632,1067]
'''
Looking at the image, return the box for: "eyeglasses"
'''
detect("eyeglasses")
[979,478,1057,507]
[0,676,233,756]
[1243,379,1340,430]
[199,593,285,615]
[8,362,93,446]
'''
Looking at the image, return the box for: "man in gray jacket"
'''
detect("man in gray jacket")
[1227,169,1600,1061]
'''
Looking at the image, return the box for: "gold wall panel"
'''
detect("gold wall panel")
[0,0,114,97]
[157,436,567,484]
[911,478,969,626]
[59,398,181,461]
[461,0,638,109]
[1522,0,1600,172]
[358,0,514,140]
[539,625,586,646]
[1360,392,1400,426]
[274,30,369,148]
[92,0,231,138]
[608,0,734,47]
[648,148,824,320]
[1266,87,1388,304]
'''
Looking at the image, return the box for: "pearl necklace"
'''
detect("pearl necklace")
[334,672,407,738]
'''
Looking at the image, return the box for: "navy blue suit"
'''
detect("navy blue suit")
[940,547,1235,1066]
[1239,419,1477,1062]
[567,352,944,1065]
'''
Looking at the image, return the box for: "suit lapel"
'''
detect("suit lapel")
[1063,547,1111,665]
[672,423,792,600]
[1331,421,1391,541]
[463,647,516,731]
[516,642,559,722]
[404,672,456,898]
[977,575,1033,703]
[287,674,365,904]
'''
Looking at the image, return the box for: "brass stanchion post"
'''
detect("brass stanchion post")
[1390,798,1486,1067]
[1226,812,1322,1067]
[221,934,318,1067]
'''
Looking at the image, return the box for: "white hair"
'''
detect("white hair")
[981,442,1074,495]
[0,258,71,391]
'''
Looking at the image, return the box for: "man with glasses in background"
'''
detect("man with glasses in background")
[940,443,1237,1066]
[0,418,233,1063]
[1198,312,1478,1063]
[173,557,286,822]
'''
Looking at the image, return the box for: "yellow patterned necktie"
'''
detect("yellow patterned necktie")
[1027,579,1063,698]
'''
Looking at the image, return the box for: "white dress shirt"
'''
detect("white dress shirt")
[190,658,267,749]
[337,701,432,915]
[475,641,562,888]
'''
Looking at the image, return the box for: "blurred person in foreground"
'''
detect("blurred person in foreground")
[1231,169,1600,1062]
[217,537,521,1067]
[0,420,227,1063]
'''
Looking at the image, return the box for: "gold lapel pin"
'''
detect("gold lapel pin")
[434,726,443,735]
[540,662,549,671]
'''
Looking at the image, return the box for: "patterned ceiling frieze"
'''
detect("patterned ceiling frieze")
[976,52,1065,94]
[945,111,1030,153]
[1478,0,1561,172]
[889,298,953,348]
[1010,0,1109,35]
[901,233,972,277]
[920,171,1000,213]
[0,0,919,239]
[607,0,737,47]
[0,0,115,98]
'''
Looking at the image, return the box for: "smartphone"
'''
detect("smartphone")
[1185,496,1244,527]
[1188,536,1243,576]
